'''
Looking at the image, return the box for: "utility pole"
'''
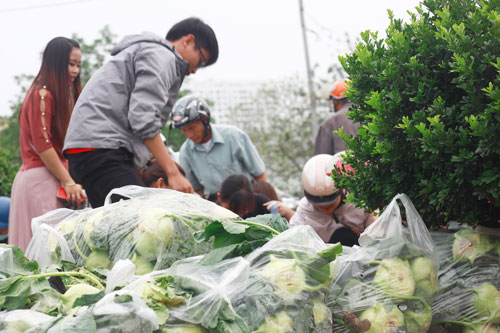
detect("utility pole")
[298,0,319,137]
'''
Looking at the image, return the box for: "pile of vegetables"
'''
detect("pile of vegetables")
[27,189,240,275]
[155,225,341,332]
[3,189,500,333]
[0,224,341,333]
[430,227,500,332]
[328,236,437,332]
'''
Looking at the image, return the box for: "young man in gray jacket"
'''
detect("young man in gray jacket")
[63,17,218,207]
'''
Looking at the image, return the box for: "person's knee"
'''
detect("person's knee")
[329,227,359,246]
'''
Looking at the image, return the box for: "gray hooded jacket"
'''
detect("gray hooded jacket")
[64,32,189,168]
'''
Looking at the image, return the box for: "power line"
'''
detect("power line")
[0,0,95,14]
[304,11,334,34]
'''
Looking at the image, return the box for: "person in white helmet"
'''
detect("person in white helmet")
[313,80,359,156]
[289,152,373,246]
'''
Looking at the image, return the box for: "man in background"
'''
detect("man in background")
[313,80,359,155]
[172,95,267,201]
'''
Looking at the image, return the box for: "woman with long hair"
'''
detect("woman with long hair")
[8,37,86,251]
[218,174,270,219]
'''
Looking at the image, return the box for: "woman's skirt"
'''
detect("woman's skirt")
[8,166,64,252]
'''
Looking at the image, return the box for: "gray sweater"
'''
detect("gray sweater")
[64,32,189,168]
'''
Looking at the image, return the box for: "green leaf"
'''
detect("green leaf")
[213,232,246,249]
[221,220,248,234]
[318,243,343,261]
[0,277,32,310]
[0,244,39,276]
[45,309,96,333]
[73,290,105,307]
[114,294,133,304]
[246,214,289,233]
[200,244,239,266]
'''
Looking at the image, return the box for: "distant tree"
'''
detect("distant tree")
[0,148,18,196]
[230,75,330,196]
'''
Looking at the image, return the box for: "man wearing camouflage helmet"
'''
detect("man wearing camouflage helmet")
[171,95,267,201]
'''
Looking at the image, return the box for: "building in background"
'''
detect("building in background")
[182,79,263,126]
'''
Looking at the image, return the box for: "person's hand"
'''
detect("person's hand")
[167,173,194,194]
[64,182,87,209]
[263,201,295,221]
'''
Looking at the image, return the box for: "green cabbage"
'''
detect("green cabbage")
[359,303,405,333]
[131,253,155,275]
[85,249,110,271]
[453,230,496,263]
[312,298,329,324]
[61,283,101,310]
[373,258,415,298]
[255,310,294,333]
[410,256,438,298]
[403,303,432,333]
[259,255,307,303]
[471,283,500,323]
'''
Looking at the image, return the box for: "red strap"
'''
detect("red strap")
[65,148,97,154]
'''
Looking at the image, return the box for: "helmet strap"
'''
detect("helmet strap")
[200,117,211,142]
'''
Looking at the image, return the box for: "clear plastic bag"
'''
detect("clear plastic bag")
[430,225,500,331]
[0,309,54,332]
[26,187,239,275]
[359,193,435,257]
[148,225,339,332]
[328,194,437,333]
[0,246,14,278]
[92,289,158,332]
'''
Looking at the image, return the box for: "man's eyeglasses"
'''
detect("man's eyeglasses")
[194,38,207,68]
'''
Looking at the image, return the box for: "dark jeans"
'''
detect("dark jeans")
[66,148,145,208]
[329,227,359,247]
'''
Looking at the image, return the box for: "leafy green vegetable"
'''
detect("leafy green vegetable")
[72,290,105,308]
[0,244,39,277]
[410,256,438,299]
[85,249,110,271]
[194,214,288,266]
[359,303,405,333]
[372,258,415,298]
[61,283,101,310]
[471,283,500,323]
[43,308,96,333]
[259,255,307,303]
[403,300,432,333]
[255,310,294,333]
[453,230,496,263]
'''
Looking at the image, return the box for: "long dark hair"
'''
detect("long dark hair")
[219,174,256,217]
[252,181,279,201]
[24,37,81,147]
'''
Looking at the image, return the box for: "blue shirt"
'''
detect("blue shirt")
[179,124,266,196]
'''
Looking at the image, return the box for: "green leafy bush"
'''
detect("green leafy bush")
[0,148,19,197]
[336,0,500,228]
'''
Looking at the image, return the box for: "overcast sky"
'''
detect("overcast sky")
[0,0,421,117]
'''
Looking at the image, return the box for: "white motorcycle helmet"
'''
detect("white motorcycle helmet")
[302,154,342,206]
